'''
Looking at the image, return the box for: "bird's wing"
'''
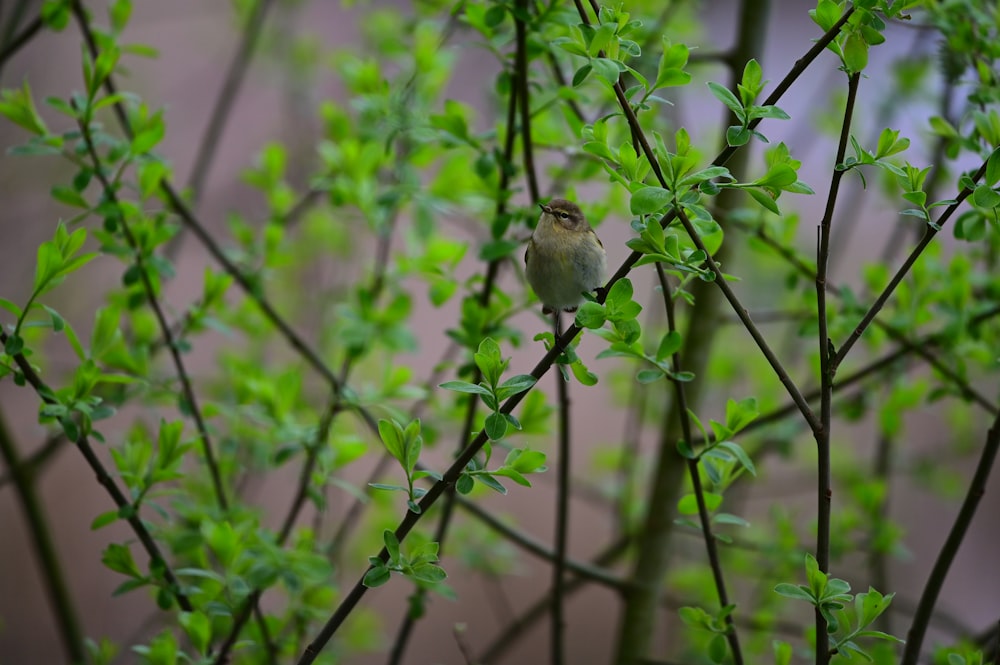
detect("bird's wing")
[589,228,604,248]
[524,239,533,265]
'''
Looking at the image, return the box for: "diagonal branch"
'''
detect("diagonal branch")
[0,329,194,613]
[900,405,1000,665]
[187,0,275,199]
[75,107,229,512]
[831,154,995,371]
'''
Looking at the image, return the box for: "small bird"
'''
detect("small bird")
[524,199,607,315]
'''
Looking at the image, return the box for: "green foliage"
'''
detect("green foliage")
[362,530,448,590]
[2,1,1000,664]
[775,555,902,660]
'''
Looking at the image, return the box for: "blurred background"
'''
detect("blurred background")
[2,1,999,663]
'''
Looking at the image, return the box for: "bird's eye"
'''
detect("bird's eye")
[559,212,569,219]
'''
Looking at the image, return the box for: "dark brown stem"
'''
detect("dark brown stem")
[187,0,275,199]
[0,410,85,663]
[0,431,63,487]
[75,107,228,511]
[813,71,860,663]
[832,156,993,372]
[900,408,1000,665]
[1,329,193,612]
[551,312,571,665]
[0,14,40,74]
[514,0,540,203]
[656,263,744,665]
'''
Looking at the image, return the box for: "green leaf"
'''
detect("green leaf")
[363,564,391,588]
[773,583,815,603]
[569,359,599,386]
[0,81,50,135]
[474,338,503,388]
[656,330,682,360]
[368,483,408,493]
[90,510,119,530]
[438,381,492,397]
[717,441,756,476]
[378,418,405,462]
[51,185,89,209]
[747,187,780,214]
[485,412,508,441]
[707,81,743,115]
[843,32,869,73]
[102,543,142,578]
[630,186,673,215]
[0,297,23,320]
[572,63,593,87]
[636,368,665,384]
[591,57,621,85]
[178,611,211,655]
[725,397,759,433]
[383,529,400,562]
[773,640,793,665]
[409,563,448,584]
[475,472,507,494]
[574,301,607,329]
[985,147,1000,187]
[709,634,727,663]
[496,374,537,400]
[726,125,751,146]
[655,42,691,86]
[677,491,722,515]
[41,1,71,30]
[972,185,1000,209]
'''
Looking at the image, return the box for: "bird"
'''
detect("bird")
[524,199,607,315]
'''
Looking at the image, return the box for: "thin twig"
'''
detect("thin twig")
[0,431,63,488]
[0,330,194,612]
[656,263,744,665]
[386,32,522,659]
[455,496,628,590]
[514,0,539,203]
[551,312,571,665]
[900,406,1000,665]
[76,108,229,511]
[0,410,85,663]
[69,1,380,438]
[745,218,1000,416]
[813,71,861,664]
[832,155,993,371]
[0,15,40,74]
[187,0,275,199]
[676,204,820,431]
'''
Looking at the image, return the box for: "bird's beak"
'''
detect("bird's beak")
[539,204,551,214]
